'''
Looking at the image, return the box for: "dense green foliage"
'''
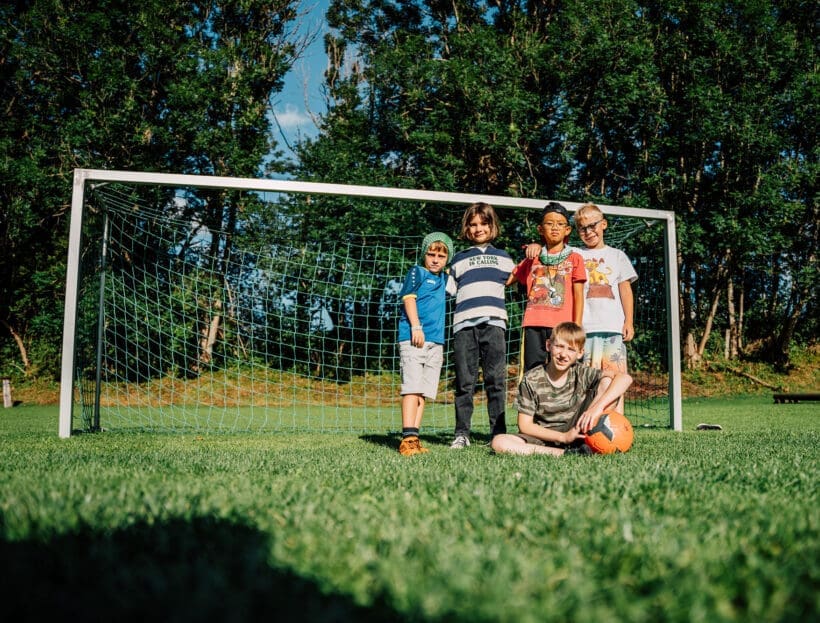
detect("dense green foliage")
[296,0,817,366]
[1,399,817,621]
[0,0,301,377]
[0,0,816,383]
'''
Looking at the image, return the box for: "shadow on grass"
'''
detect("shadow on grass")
[360,431,493,451]
[0,516,404,622]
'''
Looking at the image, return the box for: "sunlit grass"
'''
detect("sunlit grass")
[1,397,817,622]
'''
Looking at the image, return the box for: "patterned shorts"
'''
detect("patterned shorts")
[583,332,628,374]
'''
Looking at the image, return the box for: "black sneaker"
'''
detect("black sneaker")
[564,444,593,456]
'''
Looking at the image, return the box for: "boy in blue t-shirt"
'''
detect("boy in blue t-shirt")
[397,232,454,456]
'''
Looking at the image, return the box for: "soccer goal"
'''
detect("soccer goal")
[59,169,682,437]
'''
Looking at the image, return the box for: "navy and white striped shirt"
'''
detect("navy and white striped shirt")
[446,244,515,331]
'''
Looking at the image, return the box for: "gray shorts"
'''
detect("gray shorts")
[399,341,444,399]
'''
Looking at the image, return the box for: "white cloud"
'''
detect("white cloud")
[273,103,313,130]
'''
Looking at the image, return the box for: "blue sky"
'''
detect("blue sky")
[271,1,331,154]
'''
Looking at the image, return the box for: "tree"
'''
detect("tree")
[295,0,817,366]
[0,0,303,377]
[642,0,817,368]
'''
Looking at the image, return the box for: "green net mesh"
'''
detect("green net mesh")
[72,183,671,433]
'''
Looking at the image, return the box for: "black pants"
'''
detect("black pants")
[523,326,552,373]
[453,324,507,437]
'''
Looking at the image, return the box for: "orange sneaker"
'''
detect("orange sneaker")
[399,436,426,456]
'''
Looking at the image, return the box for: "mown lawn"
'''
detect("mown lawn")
[1,396,817,622]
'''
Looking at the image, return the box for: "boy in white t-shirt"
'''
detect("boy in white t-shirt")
[574,203,638,412]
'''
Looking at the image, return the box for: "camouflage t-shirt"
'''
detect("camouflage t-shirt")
[515,364,602,432]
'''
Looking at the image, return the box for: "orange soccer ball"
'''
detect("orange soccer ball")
[584,410,634,454]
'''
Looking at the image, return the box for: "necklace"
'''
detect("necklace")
[539,246,572,266]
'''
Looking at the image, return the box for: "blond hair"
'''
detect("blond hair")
[550,322,586,350]
[575,203,605,221]
[460,202,500,242]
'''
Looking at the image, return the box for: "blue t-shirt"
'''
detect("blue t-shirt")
[398,265,448,344]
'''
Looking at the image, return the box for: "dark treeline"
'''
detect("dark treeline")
[1,1,816,381]
[1,0,303,378]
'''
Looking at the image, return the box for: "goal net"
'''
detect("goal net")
[59,170,682,437]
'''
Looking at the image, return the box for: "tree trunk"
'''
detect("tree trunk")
[697,285,721,357]
[724,328,730,360]
[0,318,30,375]
[684,332,701,368]
[200,301,223,365]
[726,277,738,359]
[697,248,731,359]
[767,282,808,371]
[738,285,745,353]
[681,258,702,369]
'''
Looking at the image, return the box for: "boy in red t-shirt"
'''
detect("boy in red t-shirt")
[507,202,586,373]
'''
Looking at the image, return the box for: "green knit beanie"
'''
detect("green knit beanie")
[421,232,454,263]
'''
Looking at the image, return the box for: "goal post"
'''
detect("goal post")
[59,168,682,437]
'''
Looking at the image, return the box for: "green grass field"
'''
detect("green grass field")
[1,397,817,622]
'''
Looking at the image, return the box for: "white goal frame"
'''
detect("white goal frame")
[59,168,683,437]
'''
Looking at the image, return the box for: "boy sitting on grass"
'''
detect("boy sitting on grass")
[491,321,632,456]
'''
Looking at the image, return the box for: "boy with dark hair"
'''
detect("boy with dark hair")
[507,202,586,373]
